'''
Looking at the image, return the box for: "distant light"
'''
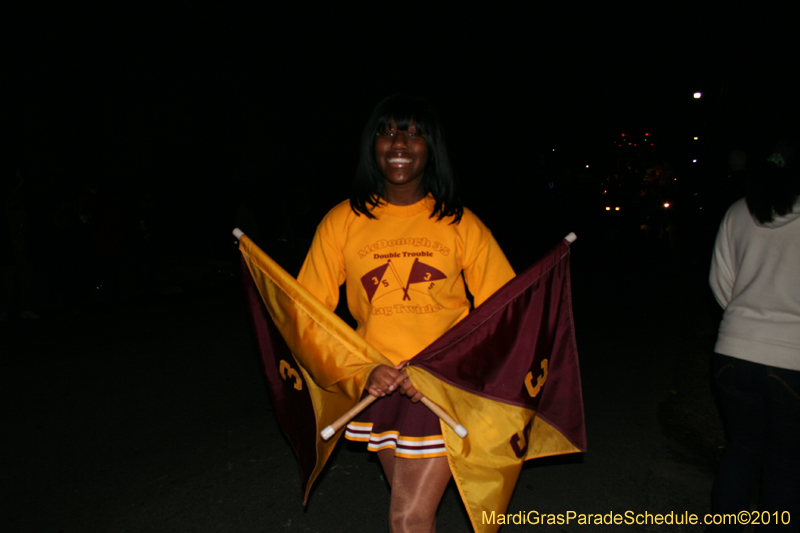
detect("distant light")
[664,203,670,208]
[693,159,697,163]
[605,207,611,211]
[645,132,649,136]
[586,165,589,168]
[552,149,555,151]
[693,92,702,99]
[633,143,637,147]
[615,207,620,211]
[621,133,625,137]
[693,136,698,140]
[651,143,654,146]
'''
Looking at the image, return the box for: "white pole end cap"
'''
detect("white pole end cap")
[320,426,335,441]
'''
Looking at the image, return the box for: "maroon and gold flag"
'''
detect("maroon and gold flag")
[238,230,584,532]
[238,232,392,503]
[405,238,585,532]
[239,251,318,497]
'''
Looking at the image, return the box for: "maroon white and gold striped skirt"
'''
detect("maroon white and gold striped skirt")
[344,391,446,459]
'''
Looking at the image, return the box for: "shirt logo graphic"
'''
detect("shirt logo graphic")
[361,258,447,302]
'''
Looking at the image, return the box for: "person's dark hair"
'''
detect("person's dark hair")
[350,94,463,223]
[745,138,800,224]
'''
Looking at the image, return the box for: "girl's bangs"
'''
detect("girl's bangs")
[375,104,433,135]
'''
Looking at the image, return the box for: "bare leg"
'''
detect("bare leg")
[378,451,451,533]
[378,448,396,487]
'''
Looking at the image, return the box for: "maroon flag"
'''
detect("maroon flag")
[239,255,319,492]
[405,238,585,532]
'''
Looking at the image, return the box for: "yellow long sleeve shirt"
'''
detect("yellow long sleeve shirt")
[298,196,515,365]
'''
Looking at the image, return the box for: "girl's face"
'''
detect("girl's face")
[375,118,428,203]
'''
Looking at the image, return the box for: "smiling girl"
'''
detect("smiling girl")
[298,94,514,532]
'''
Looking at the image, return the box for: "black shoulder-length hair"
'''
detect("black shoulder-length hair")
[350,94,463,223]
[745,138,800,224]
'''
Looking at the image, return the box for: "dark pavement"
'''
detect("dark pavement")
[3,236,734,533]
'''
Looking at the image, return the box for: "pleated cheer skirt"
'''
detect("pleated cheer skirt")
[344,390,447,459]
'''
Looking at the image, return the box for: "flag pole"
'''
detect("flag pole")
[420,397,468,437]
[320,394,378,440]
[564,232,577,243]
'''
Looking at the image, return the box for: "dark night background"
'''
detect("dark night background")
[3,4,798,532]
[7,5,797,274]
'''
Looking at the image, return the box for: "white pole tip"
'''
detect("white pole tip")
[564,232,577,243]
[233,228,245,239]
[320,426,335,441]
[454,425,468,438]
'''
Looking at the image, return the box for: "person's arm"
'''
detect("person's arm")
[298,204,428,401]
[709,212,735,309]
[298,209,401,397]
[297,213,346,312]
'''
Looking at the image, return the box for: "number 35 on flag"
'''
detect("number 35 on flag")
[280,359,303,391]
[524,359,548,398]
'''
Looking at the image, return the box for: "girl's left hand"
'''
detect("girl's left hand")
[395,361,423,403]
[366,365,400,398]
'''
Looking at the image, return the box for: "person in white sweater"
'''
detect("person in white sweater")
[707,143,800,532]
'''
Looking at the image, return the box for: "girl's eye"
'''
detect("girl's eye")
[376,129,425,139]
